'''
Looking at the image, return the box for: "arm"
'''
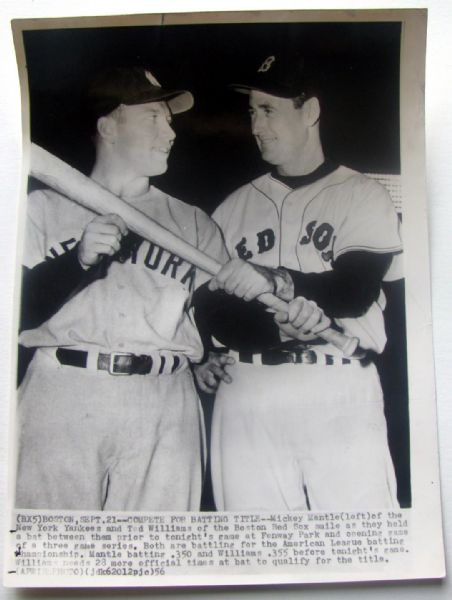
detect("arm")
[285,251,393,318]
[193,250,393,352]
[20,247,86,331]
[20,213,128,331]
[206,251,393,315]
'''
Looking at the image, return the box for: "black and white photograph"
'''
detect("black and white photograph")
[3,7,445,587]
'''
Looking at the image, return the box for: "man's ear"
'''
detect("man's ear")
[303,97,321,127]
[97,115,117,142]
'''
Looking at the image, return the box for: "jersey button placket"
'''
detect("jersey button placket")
[279,192,298,269]
[114,274,129,350]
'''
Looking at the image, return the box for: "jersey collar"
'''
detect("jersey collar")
[270,159,338,190]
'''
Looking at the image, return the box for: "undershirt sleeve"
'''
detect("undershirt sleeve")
[20,246,87,332]
[289,251,393,318]
[20,230,150,332]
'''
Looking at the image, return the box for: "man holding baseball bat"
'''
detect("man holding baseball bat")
[193,52,402,511]
[16,66,231,511]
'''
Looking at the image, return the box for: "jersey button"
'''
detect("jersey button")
[118,342,125,348]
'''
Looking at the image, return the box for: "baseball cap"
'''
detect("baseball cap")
[230,53,312,99]
[87,66,194,119]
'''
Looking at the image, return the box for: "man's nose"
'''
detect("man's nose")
[168,124,176,142]
[251,112,265,135]
[163,118,176,141]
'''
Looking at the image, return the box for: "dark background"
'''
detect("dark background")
[21,20,409,508]
[24,21,401,211]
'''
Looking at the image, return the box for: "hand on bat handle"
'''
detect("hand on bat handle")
[78,214,128,269]
[208,259,359,357]
[260,293,358,356]
[29,143,359,357]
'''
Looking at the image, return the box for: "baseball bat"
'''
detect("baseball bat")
[29,143,359,357]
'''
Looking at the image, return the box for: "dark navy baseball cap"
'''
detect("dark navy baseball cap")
[87,66,194,119]
[230,53,313,99]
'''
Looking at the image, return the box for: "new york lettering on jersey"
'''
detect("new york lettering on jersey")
[127,240,196,288]
[28,189,198,289]
[43,230,196,289]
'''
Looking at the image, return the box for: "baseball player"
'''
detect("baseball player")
[194,53,402,511]
[16,66,228,511]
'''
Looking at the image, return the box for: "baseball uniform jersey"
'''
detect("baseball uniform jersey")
[210,164,402,510]
[16,185,228,510]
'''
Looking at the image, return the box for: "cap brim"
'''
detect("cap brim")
[229,84,254,95]
[127,88,194,114]
[166,90,194,114]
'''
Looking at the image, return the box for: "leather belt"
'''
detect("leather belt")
[55,348,182,376]
[235,349,352,366]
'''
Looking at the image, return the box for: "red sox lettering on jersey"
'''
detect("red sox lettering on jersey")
[213,166,402,354]
[235,221,334,264]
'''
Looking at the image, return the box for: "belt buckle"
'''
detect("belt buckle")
[108,352,134,375]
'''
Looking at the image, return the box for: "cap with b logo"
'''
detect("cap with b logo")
[230,53,311,99]
[87,66,194,120]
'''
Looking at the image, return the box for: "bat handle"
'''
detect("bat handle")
[258,292,360,358]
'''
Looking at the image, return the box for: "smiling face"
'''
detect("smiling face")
[249,90,314,176]
[112,101,176,178]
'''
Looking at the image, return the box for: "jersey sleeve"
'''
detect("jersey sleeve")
[22,190,49,268]
[211,197,230,230]
[333,177,402,260]
[193,207,230,289]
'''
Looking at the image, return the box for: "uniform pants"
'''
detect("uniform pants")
[211,359,398,511]
[15,349,204,511]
